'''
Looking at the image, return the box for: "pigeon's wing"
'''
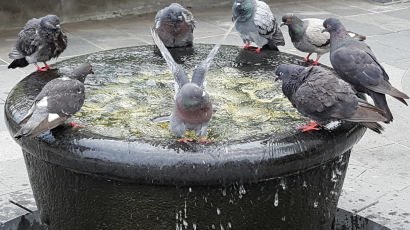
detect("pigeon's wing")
[151,28,189,90]
[191,44,221,88]
[253,0,276,37]
[15,79,84,138]
[180,5,196,31]
[332,45,408,99]
[154,8,165,29]
[292,69,357,120]
[10,18,42,59]
[304,18,330,47]
[45,80,85,116]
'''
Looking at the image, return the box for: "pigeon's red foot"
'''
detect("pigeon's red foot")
[297,121,321,132]
[43,63,53,69]
[178,138,193,143]
[199,139,212,144]
[303,53,313,63]
[69,122,84,128]
[253,47,261,53]
[243,42,251,50]
[35,66,48,72]
[309,61,319,66]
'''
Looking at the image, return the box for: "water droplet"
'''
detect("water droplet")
[189,187,192,193]
[281,216,286,222]
[280,178,287,190]
[238,185,246,199]
[274,190,279,207]
[217,208,221,215]
[302,181,307,188]
[212,224,216,229]
[228,222,232,228]
[220,224,225,230]
[314,200,318,208]
[193,223,197,230]
[222,188,227,197]
[183,219,188,227]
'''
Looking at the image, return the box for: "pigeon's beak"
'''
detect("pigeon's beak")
[236,2,241,6]
[321,28,327,33]
[274,77,280,82]
[177,15,183,21]
[56,24,61,28]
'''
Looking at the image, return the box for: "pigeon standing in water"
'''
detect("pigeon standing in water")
[8,15,68,72]
[152,27,221,142]
[280,14,366,65]
[14,63,94,139]
[154,3,196,48]
[232,0,285,53]
[323,18,409,122]
[275,64,388,133]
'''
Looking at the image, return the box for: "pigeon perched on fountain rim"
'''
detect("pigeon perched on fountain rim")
[280,14,366,66]
[232,0,285,53]
[8,15,67,72]
[275,64,388,133]
[14,63,94,139]
[154,3,196,48]
[323,17,409,123]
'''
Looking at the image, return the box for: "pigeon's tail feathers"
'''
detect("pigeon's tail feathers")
[344,103,388,123]
[365,79,409,104]
[360,122,384,134]
[393,96,408,106]
[347,31,366,41]
[15,112,67,139]
[8,58,29,69]
[8,47,25,59]
[368,92,393,123]
[269,26,285,47]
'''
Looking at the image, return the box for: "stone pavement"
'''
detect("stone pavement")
[0,0,409,229]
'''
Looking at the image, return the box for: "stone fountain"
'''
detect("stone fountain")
[5,44,368,229]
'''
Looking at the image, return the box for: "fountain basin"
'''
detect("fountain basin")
[4,44,366,229]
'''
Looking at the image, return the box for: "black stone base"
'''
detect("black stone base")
[21,150,352,230]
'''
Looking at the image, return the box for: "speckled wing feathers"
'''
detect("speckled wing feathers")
[304,18,330,47]
[254,0,275,36]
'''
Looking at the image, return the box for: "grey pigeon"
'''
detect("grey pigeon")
[154,3,196,48]
[14,63,94,139]
[232,0,285,53]
[275,64,388,133]
[8,15,67,72]
[151,28,220,141]
[280,14,366,65]
[323,18,409,122]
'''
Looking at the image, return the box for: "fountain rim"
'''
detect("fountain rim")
[4,44,367,185]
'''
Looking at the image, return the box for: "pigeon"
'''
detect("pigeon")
[154,3,196,48]
[323,18,409,122]
[14,63,94,139]
[275,64,388,133]
[8,15,67,72]
[280,14,366,66]
[232,0,285,53]
[151,26,224,142]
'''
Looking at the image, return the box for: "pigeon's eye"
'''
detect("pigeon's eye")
[280,72,284,76]
[327,24,331,28]
[287,18,291,22]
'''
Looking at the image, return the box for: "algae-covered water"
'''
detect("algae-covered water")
[56,45,308,142]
